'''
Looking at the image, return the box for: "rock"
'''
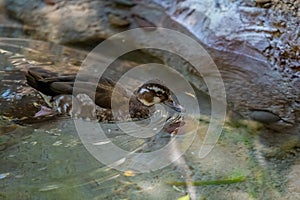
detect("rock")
[113,0,136,7]
[2,0,300,136]
[108,13,130,27]
[249,110,281,124]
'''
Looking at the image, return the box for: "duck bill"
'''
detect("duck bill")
[164,99,185,112]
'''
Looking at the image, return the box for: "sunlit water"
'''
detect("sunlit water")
[0,38,300,200]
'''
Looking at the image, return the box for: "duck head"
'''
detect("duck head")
[135,82,184,112]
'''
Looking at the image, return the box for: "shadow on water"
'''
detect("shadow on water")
[0,38,300,200]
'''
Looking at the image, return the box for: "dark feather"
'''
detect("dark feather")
[25,67,127,109]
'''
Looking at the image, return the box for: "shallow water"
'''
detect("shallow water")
[0,119,187,199]
[0,38,300,200]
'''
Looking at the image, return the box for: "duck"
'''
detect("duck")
[25,67,184,122]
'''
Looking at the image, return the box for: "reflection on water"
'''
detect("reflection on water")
[0,38,299,199]
[1,89,11,98]
[0,119,186,199]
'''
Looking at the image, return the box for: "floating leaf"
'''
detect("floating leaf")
[177,194,190,200]
[168,176,246,186]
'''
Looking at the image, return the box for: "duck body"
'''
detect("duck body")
[25,68,183,122]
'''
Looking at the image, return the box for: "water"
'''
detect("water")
[0,38,299,200]
[0,119,183,199]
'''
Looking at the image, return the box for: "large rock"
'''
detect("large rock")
[2,0,300,138]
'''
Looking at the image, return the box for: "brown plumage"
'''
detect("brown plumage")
[25,67,183,121]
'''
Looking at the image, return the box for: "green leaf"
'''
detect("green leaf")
[177,194,190,200]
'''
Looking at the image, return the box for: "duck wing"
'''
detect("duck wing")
[26,67,128,109]
[25,67,70,96]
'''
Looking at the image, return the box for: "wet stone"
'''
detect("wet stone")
[249,110,281,124]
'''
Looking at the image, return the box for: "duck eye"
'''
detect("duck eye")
[156,91,163,96]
